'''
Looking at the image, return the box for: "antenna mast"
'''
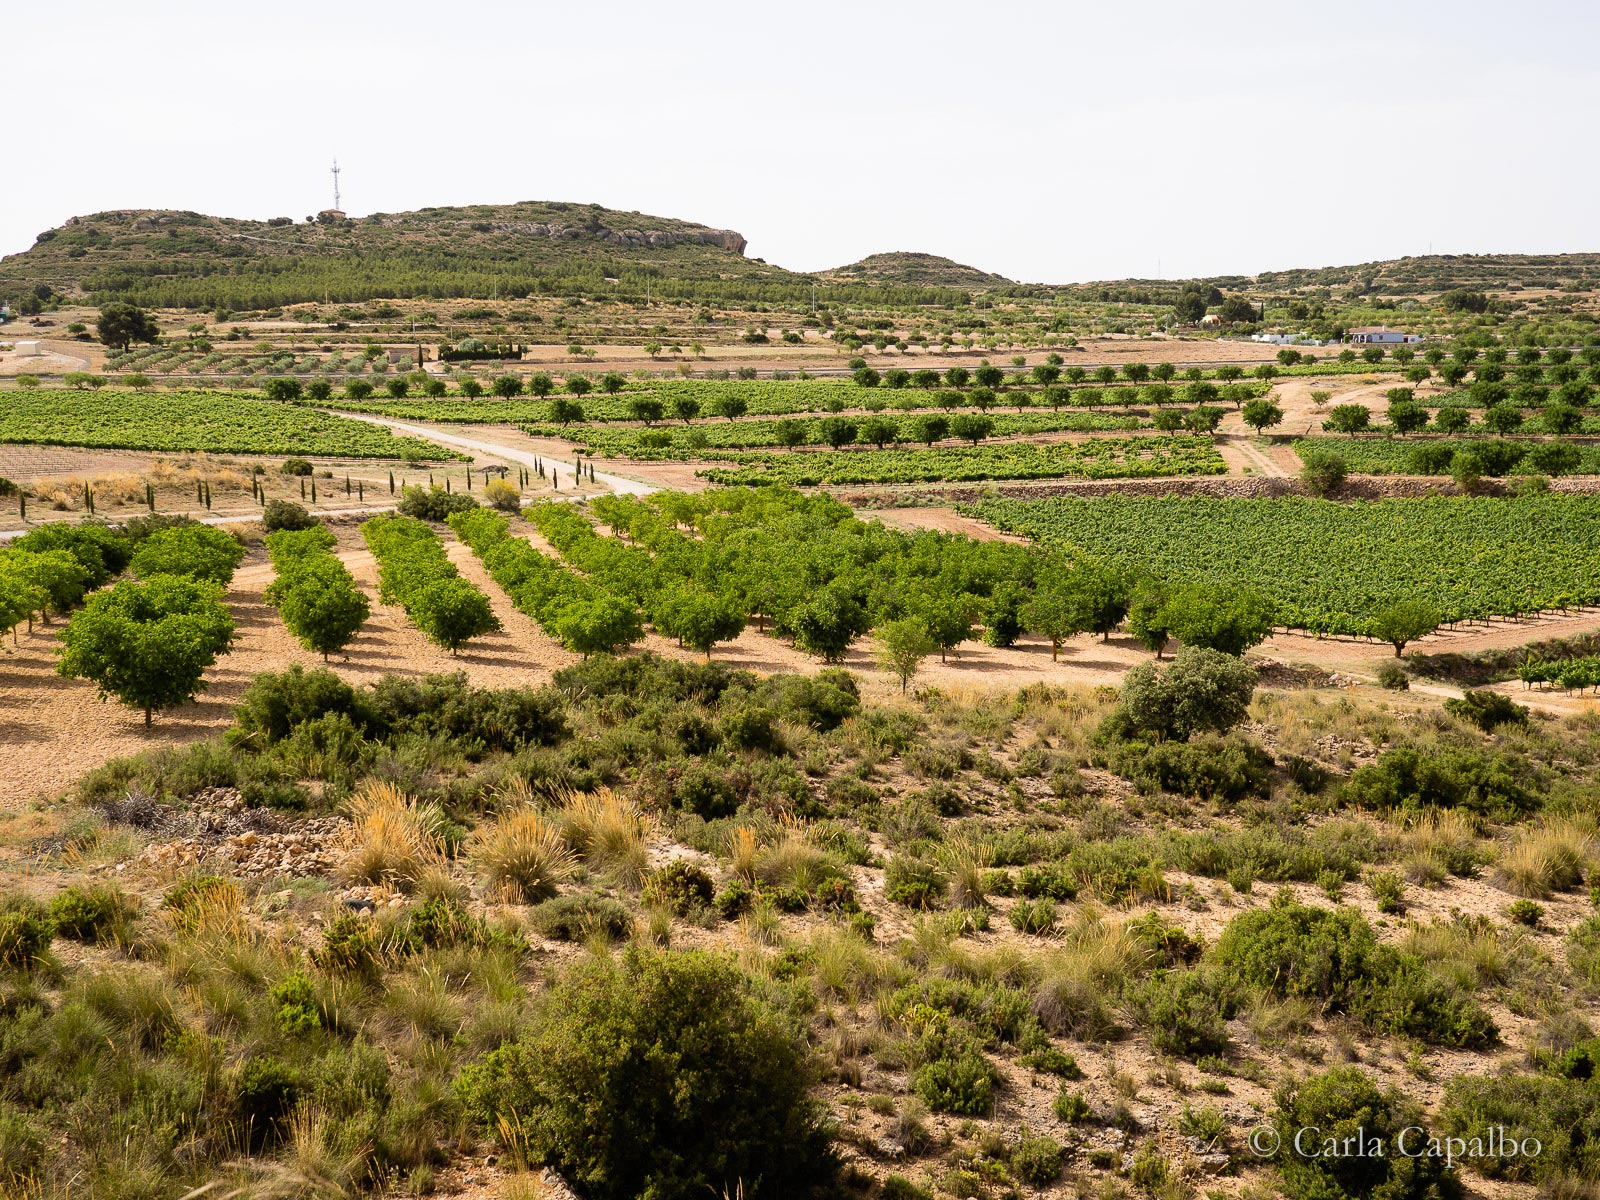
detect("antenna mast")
[331,158,342,211]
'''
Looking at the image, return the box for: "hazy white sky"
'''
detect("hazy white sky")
[7,0,1596,283]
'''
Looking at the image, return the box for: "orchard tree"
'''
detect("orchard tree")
[792,586,869,663]
[1184,405,1224,436]
[858,417,898,449]
[973,364,1004,389]
[529,373,555,397]
[57,575,235,726]
[1161,584,1274,656]
[628,396,666,425]
[96,302,160,352]
[1368,600,1441,658]
[1433,405,1471,433]
[1153,408,1186,434]
[1322,404,1372,434]
[878,618,936,694]
[413,578,500,653]
[654,586,746,658]
[1022,575,1083,661]
[493,375,524,399]
[1119,646,1257,741]
[949,414,994,446]
[912,414,949,446]
[1386,400,1429,435]
[129,525,246,586]
[266,558,370,660]
[671,396,702,423]
[712,394,749,421]
[944,366,970,388]
[819,417,858,450]
[548,397,586,425]
[566,375,594,397]
[1483,403,1524,435]
[1241,399,1284,435]
[601,372,627,395]
[554,595,645,658]
[1125,578,1171,658]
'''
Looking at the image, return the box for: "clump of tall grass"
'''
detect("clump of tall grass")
[556,788,655,888]
[340,781,447,890]
[468,806,575,904]
[1495,817,1596,898]
[1393,810,1483,886]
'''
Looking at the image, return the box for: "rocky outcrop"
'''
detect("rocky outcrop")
[479,221,746,255]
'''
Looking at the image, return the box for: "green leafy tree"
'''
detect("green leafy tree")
[878,618,936,694]
[792,586,869,663]
[1125,578,1171,658]
[1022,575,1083,662]
[819,417,858,450]
[566,375,593,396]
[1386,400,1429,435]
[858,416,898,448]
[943,366,970,388]
[1323,404,1372,434]
[1433,405,1471,433]
[774,419,807,447]
[671,396,701,423]
[949,413,994,446]
[6,549,92,619]
[1541,402,1583,435]
[973,364,1004,389]
[547,397,586,425]
[1162,584,1274,656]
[912,414,949,446]
[1241,399,1284,435]
[1184,405,1224,436]
[95,302,160,352]
[529,373,555,397]
[1483,403,1524,435]
[129,525,246,586]
[492,375,523,399]
[265,558,370,660]
[1368,600,1441,658]
[57,575,235,726]
[601,372,627,395]
[712,394,749,421]
[554,595,645,658]
[413,577,500,653]
[654,586,746,658]
[628,396,665,425]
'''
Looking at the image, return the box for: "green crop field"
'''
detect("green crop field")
[0,389,461,459]
[963,493,1600,633]
[700,436,1223,486]
[1294,435,1600,476]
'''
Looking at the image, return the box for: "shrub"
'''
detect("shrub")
[1438,1073,1600,1183]
[270,969,322,1035]
[262,498,316,532]
[455,948,835,1199]
[1300,447,1347,497]
[235,1055,301,1151]
[280,458,314,476]
[885,857,946,909]
[1507,898,1544,927]
[1011,1133,1065,1185]
[47,884,133,944]
[911,1048,997,1116]
[1009,897,1058,935]
[1370,870,1406,914]
[1376,660,1409,690]
[1444,689,1529,732]
[397,484,478,521]
[1052,1087,1092,1123]
[1135,970,1229,1059]
[641,861,716,916]
[1272,1067,1457,1200]
[1115,646,1257,741]
[529,893,633,941]
[0,895,52,970]
[313,912,381,979]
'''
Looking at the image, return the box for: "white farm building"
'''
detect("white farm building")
[1347,326,1422,346]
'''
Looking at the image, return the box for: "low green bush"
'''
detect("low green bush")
[455,948,834,1200]
[530,893,633,941]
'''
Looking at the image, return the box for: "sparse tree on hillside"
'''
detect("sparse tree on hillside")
[96,302,160,352]
[1368,600,1441,658]
[879,618,937,694]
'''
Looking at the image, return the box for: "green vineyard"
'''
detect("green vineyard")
[963,493,1600,634]
[0,389,462,460]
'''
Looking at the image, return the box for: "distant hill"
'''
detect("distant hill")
[820,252,1013,289]
[0,202,785,310]
[1251,253,1600,296]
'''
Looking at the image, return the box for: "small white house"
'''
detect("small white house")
[14,341,41,356]
[1347,326,1422,346]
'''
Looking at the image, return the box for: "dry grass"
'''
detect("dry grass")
[556,787,655,888]
[340,781,447,890]
[468,806,575,904]
[1392,809,1483,887]
[1495,816,1597,898]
